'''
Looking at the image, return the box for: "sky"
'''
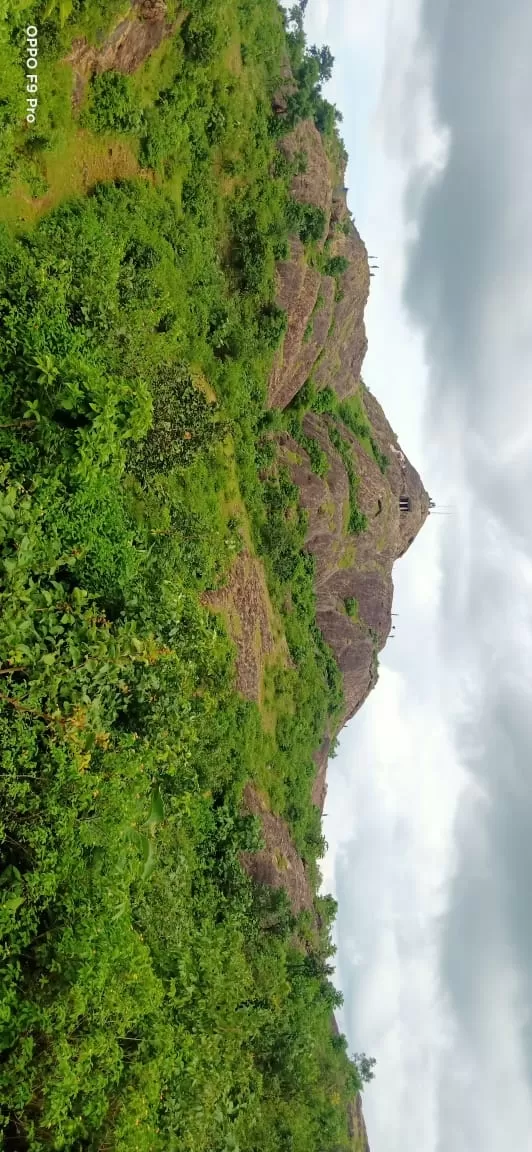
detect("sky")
[298,1,532,1150]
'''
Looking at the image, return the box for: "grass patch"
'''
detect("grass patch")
[344,597,359,621]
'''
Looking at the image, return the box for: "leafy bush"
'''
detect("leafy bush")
[181,14,218,63]
[81,71,143,134]
[338,398,389,474]
[129,365,225,476]
[287,200,327,244]
[0,2,367,1146]
[286,415,329,478]
[259,302,288,349]
[312,385,336,413]
[323,254,349,277]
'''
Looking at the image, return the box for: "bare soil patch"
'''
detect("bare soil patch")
[203,551,275,702]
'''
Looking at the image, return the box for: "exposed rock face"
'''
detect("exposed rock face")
[268,238,326,410]
[287,399,428,739]
[66,0,178,100]
[202,551,276,701]
[281,120,333,225]
[268,121,370,410]
[218,116,427,1152]
[331,1017,370,1152]
[266,121,429,817]
[348,1093,370,1152]
[313,230,369,402]
[241,784,314,914]
[311,735,331,811]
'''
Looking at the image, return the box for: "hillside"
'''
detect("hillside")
[0,3,427,1150]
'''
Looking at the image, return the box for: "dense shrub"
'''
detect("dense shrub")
[129,364,225,476]
[286,415,329,477]
[328,424,368,535]
[181,14,218,63]
[81,71,143,134]
[323,254,349,277]
[312,385,336,413]
[259,302,288,349]
[287,200,327,244]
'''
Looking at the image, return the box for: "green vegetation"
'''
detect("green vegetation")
[328,425,368,536]
[322,253,349,277]
[337,396,389,475]
[283,412,329,477]
[282,4,342,136]
[286,199,327,245]
[312,289,325,316]
[0,0,375,1148]
[303,291,326,343]
[310,385,389,474]
[344,597,359,621]
[81,72,144,135]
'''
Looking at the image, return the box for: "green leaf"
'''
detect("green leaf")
[42,653,55,666]
[111,901,127,923]
[146,786,164,829]
[1,895,24,914]
[141,837,157,880]
[43,0,73,27]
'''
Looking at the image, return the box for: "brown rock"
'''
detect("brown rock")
[267,140,370,411]
[240,784,314,914]
[313,228,370,401]
[278,398,429,734]
[268,239,324,410]
[311,736,330,811]
[347,1093,370,1152]
[280,119,333,226]
[202,551,275,702]
[66,0,177,101]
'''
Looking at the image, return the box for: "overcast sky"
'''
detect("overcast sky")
[299,2,532,1150]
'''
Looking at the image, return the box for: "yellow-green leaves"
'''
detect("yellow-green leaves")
[43,0,73,28]
[124,786,165,882]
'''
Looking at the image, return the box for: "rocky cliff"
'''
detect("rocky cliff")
[269,121,369,410]
[269,120,429,811]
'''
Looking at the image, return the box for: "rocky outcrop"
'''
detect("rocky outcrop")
[279,396,429,741]
[267,124,429,812]
[220,116,427,1152]
[311,735,331,811]
[66,0,179,102]
[348,1093,370,1152]
[202,551,276,701]
[313,230,369,401]
[241,784,314,914]
[268,121,370,410]
[280,119,333,226]
[268,238,327,410]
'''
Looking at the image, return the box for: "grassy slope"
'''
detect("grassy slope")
[0,3,368,1149]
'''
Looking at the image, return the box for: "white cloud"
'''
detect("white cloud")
[308,3,467,1151]
[324,665,469,1152]
[439,959,532,1152]
[306,4,532,1152]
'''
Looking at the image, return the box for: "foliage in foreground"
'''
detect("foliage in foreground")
[0,0,372,1147]
[0,183,359,1148]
